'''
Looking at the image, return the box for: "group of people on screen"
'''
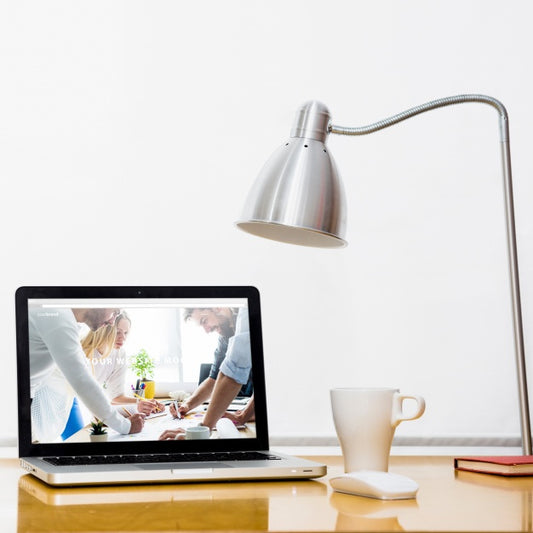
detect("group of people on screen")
[29,305,254,443]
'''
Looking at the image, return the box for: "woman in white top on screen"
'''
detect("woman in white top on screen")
[81,312,164,416]
[29,307,144,442]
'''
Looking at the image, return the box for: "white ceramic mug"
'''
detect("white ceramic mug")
[330,387,425,472]
[185,426,211,440]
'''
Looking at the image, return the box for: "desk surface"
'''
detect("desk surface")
[4,455,533,532]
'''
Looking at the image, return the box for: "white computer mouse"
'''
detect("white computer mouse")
[330,470,419,500]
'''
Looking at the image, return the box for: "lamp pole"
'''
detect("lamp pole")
[238,94,532,454]
[328,95,531,454]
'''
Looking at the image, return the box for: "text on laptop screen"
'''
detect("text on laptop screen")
[26,296,257,445]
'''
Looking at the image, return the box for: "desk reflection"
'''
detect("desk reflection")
[330,492,418,531]
[17,474,327,532]
[455,469,533,532]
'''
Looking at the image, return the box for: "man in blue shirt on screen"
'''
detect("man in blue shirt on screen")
[167,306,253,427]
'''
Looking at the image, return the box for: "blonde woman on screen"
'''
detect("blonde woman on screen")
[82,312,164,416]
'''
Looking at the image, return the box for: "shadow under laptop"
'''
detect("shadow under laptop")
[17,474,327,532]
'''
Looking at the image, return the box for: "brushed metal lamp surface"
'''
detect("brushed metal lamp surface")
[236,95,532,454]
[236,101,347,248]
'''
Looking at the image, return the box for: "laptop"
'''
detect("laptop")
[16,286,326,486]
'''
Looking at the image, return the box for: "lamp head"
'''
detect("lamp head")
[236,101,347,248]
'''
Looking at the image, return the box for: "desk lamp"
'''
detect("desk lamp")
[236,94,532,455]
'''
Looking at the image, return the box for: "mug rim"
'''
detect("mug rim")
[330,387,399,392]
[187,426,210,433]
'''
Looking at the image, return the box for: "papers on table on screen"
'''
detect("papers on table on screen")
[202,396,251,412]
[95,407,246,441]
[102,411,206,442]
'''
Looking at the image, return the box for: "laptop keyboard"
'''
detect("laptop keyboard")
[44,451,282,466]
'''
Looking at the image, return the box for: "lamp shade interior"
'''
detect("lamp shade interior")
[236,220,347,248]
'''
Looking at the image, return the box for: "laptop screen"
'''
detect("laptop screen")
[16,286,269,457]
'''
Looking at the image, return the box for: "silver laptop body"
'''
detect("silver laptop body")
[16,286,326,486]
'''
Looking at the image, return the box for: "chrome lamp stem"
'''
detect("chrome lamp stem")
[330,94,531,454]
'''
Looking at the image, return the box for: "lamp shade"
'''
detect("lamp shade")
[236,101,347,248]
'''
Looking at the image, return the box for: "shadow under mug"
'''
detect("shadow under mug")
[330,387,425,472]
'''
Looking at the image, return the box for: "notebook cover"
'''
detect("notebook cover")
[454,455,533,476]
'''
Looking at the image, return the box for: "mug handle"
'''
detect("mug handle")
[391,393,426,428]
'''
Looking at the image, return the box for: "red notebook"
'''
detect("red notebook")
[454,455,533,476]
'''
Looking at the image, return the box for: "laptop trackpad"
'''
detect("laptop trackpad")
[137,462,224,473]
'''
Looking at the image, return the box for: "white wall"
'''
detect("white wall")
[1,0,532,446]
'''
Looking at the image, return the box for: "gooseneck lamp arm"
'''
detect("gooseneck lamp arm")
[329,94,531,455]
[236,94,531,454]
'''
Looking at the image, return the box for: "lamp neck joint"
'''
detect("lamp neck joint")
[290,100,331,142]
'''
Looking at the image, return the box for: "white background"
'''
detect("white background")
[1,0,532,446]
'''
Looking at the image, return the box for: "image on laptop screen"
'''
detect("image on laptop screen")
[16,287,268,456]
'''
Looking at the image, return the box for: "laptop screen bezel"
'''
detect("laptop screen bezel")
[16,286,270,457]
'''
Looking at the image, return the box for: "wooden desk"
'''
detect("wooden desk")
[4,455,533,532]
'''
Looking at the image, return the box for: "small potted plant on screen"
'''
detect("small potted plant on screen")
[89,418,108,442]
[129,348,156,399]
